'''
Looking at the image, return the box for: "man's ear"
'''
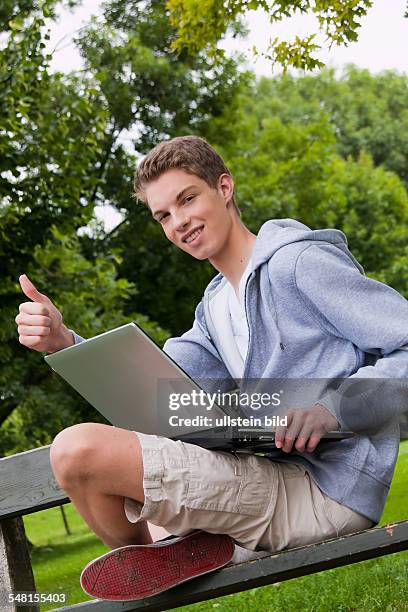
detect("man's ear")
[217,173,234,207]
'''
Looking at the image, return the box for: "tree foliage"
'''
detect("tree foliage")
[166,0,375,71]
[76,0,247,149]
[247,67,408,189]
[0,0,80,32]
[0,5,142,452]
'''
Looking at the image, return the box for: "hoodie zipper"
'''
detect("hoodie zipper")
[240,271,255,381]
[242,269,285,380]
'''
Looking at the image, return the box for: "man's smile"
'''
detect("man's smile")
[182,225,204,244]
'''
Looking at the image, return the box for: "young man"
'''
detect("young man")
[16,136,408,601]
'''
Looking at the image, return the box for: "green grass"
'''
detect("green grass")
[24,441,408,611]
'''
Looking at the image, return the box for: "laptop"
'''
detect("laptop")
[45,323,353,452]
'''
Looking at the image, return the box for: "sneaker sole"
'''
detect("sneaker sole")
[80,531,234,601]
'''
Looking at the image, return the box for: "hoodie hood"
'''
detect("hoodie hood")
[200,218,367,374]
[203,218,365,298]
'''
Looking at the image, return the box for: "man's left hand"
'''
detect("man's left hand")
[274,404,340,453]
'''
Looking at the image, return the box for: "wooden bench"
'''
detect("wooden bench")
[1,445,407,612]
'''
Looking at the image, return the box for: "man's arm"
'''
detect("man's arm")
[295,243,408,434]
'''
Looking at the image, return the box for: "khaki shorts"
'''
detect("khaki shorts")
[124,432,373,552]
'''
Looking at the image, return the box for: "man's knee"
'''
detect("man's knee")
[50,422,101,489]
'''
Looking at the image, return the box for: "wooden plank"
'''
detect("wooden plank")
[0,517,39,612]
[52,521,408,612]
[0,446,69,519]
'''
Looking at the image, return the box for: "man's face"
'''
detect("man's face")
[145,168,235,260]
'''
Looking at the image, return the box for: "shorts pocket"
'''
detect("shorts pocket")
[237,454,275,517]
[185,450,275,517]
[185,452,242,513]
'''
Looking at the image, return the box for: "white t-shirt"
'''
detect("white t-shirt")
[207,260,252,379]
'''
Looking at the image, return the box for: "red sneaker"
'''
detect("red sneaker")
[80,531,234,601]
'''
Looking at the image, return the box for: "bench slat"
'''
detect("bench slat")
[0,446,68,519]
[52,520,408,612]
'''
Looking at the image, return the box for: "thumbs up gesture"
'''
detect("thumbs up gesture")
[15,275,74,353]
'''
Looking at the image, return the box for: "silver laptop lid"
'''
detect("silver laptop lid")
[45,323,227,437]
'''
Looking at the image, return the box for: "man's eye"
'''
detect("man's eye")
[159,213,169,222]
[184,195,195,204]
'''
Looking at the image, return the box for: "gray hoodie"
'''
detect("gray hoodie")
[164,219,408,524]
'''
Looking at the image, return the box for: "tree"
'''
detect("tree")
[77,0,247,151]
[166,0,378,71]
[246,67,408,190]
[1,3,101,432]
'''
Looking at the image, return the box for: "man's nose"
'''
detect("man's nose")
[174,211,190,232]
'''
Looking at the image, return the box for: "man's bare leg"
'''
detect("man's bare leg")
[50,422,164,549]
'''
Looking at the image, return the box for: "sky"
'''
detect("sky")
[45,0,407,231]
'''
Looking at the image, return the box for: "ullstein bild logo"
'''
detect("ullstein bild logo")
[167,413,288,428]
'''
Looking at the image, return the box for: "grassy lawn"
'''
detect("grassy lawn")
[24,441,408,611]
